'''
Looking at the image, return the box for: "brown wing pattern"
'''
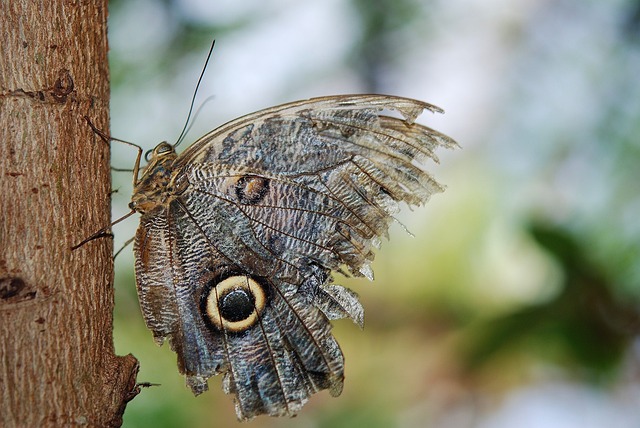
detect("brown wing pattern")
[133,95,456,420]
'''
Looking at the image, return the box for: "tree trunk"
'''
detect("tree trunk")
[0,2,139,427]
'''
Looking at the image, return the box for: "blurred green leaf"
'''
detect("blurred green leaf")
[462,222,640,380]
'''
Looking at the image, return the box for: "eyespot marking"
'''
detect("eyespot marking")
[203,275,267,332]
[235,176,270,205]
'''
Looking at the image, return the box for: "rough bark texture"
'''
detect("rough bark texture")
[0,1,139,427]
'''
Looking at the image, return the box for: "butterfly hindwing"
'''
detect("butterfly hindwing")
[135,212,346,418]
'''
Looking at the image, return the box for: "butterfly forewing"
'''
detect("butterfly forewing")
[132,95,457,420]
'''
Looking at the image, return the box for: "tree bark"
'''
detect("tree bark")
[0,2,139,427]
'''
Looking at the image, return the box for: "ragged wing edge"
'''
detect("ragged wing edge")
[175,94,458,166]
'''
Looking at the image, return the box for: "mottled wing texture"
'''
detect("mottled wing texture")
[133,95,457,420]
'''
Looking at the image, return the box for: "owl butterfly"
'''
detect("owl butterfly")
[130,94,456,420]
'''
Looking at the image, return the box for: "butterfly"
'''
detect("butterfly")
[128,94,456,420]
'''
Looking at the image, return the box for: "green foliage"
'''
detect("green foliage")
[462,223,638,380]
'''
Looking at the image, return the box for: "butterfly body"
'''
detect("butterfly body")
[130,95,456,419]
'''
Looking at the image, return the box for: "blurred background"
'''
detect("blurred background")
[107,0,640,427]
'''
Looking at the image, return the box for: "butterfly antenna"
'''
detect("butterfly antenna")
[179,95,217,141]
[174,39,216,149]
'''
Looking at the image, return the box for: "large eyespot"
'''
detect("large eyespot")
[203,275,267,333]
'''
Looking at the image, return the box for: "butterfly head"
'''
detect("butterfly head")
[130,142,181,214]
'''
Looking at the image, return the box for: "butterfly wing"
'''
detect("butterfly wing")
[133,95,456,419]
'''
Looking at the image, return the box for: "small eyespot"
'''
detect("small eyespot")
[203,275,267,332]
[235,175,270,205]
